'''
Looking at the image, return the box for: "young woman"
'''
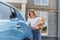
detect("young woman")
[27,9,45,40]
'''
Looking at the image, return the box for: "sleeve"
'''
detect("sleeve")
[27,18,30,26]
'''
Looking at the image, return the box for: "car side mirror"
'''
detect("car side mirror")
[10,8,17,19]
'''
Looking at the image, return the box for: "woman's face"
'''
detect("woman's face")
[29,11,34,17]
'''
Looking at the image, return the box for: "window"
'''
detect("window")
[0,3,17,20]
[34,0,48,6]
[0,3,11,20]
[35,11,48,36]
[0,2,24,20]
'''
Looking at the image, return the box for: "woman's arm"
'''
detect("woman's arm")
[35,16,45,30]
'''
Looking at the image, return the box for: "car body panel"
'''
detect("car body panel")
[0,1,33,40]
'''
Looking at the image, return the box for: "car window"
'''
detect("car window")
[0,2,24,20]
[0,3,12,20]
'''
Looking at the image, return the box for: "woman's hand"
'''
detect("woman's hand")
[35,21,43,30]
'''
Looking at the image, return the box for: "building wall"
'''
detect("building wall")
[41,36,57,40]
[26,0,56,9]
[26,0,57,40]
[58,0,60,40]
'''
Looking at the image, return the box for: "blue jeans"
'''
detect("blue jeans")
[32,30,41,40]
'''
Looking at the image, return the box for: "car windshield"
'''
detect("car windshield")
[0,2,24,20]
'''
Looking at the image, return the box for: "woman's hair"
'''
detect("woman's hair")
[28,9,37,18]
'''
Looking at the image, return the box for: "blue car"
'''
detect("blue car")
[0,1,33,40]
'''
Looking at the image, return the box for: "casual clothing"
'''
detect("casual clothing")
[27,17,41,40]
[28,17,41,28]
[32,30,41,40]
